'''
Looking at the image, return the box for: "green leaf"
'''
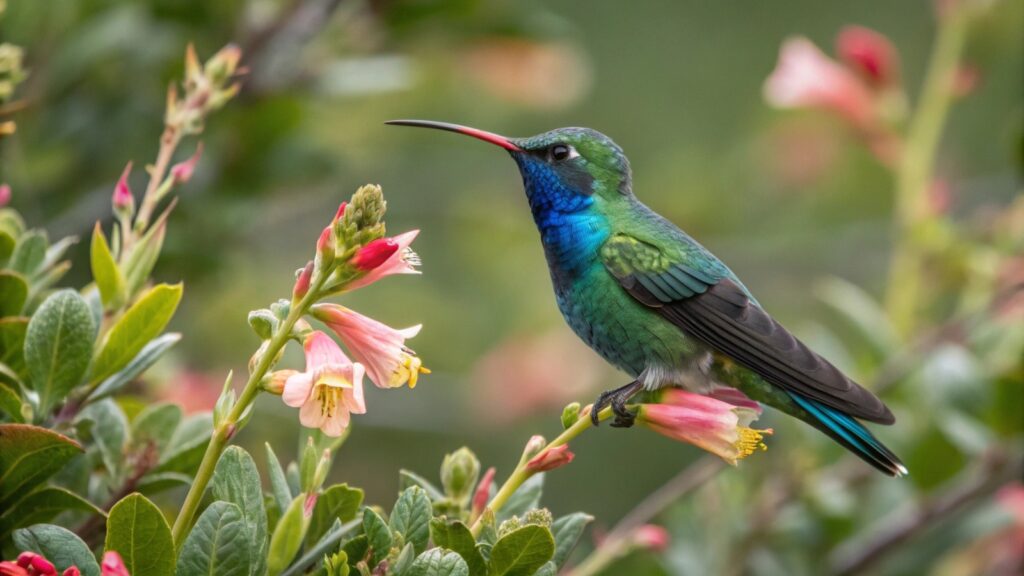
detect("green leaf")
[399,469,445,501]
[496,474,543,522]
[91,223,127,310]
[487,525,554,576]
[0,229,15,266]
[0,271,28,317]
[265,443,292,518]
[532,562,556,576]
[136,472,193,495]
[212,446,268,576]
[176,501,253,576]
[0,379,24,422]
[24,290,96,415]
[393,543,416,576]
[0,424,82,508]
[13,523,101,576]
[0,317,28,374]
[408,549,469,576]
[430,519,486,576]
[156,412,213,475]
[0,486,104,538]
[308,483,364,547]
[340,535,368,568]
[390,486,431,555]
[10,230,47,275]
[76,399,129,478]
[550,513,592,568]
[123,205,170,296]
[131,402,183,454]
[91,283,183,384]
[105,493,175,576]
[362,507,393,566]
[267,495,312,576]
[89,332,181,401]
[816,277,898,358]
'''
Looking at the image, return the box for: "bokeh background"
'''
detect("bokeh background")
[2,0,1022,574]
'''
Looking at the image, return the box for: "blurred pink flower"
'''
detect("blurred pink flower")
[62,569,80,576]
[112,163,135,214]
[836,25,900,89]
[16,553,54,576]
[632,524,670,553]
[639,389,771,465]
[764,37,875,128]
[0,184,11,207]
[159,370,221,414]
[346,230,420,290]
[526,444,575,472]
[170,143,203,185]
[312,303,426,389]
[100,552,130,576]
[282,331,366,437]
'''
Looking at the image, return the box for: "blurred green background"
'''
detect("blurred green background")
[2,0,1022,574]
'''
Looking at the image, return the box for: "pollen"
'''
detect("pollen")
[735,427,774,459]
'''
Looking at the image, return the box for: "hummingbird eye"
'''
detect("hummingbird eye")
[549,144,577,162]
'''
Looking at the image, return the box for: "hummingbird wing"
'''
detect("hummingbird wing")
[601,233,894,425]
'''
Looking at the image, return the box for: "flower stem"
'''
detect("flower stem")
[885,7,971,337]
[170,279,323,546]
[469,406,612,537]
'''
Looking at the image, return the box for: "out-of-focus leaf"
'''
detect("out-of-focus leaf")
[76,398,129,478]
[212,446,267,576]
[104,493,175,576]
[13,523,100,576]
[265,443,292,517]
[399,469,445,501]
[430,518,486,576]
[0,271,28,316]
[267,495,312,576]
[176,501,253,576]
[0,486,104,538]
[9,229,47,275]
[24,289,96,415]
[90,283,182,384]
[497,474,543,522]
[532,563,556,576]
[0,378,23,422]
[131,402,182,453]
[487,525,554,576]
[390,486,431,554]
[136,472,192,494]
[815,277,898,358]
[0,423,82,508]
[341,535,368,568]
[363,507,393,566]
[407,549,469,576]
[155,412,213,474]
[91,223,127,310]
[40,236,77,272]
[0,317,28,374]
[550,513,592,568]
[88,332,181,401]
[308,483,363,547]
[123,204,171,296]
[0,229,15,266]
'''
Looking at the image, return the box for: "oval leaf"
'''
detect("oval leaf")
[91,283,183,384]
[13,523,101,576]
[430,519,486,576]
[390,486,431,554]
[10,230,47,275]
[0,271,28,317]
[176,501,253,576]
[488,525,554,576]
[362,507,393,567]
[24,290,96,415]
[409,549,469,576]
[0,424,82,508]
[105,493,175,576]
[89,332,181,401]
[76,399,129,479]
[267,495,312,576]
[91,223,127,310]
[212,446,267,576]
[0,316,28,374]
[307,483,364,548]
[550,513,593,568]
[0,486,104,539]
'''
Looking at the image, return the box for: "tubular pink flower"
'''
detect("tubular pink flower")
[62,568,81,576]
[763,37,875,128]
[293,261,314,301]
[282,331,367,437]
[351,238,399,271]
[346,230,421,290]
[639,389,771,465]
[632,524,670,552]
[112,162,135,213]
[472,466,497,516]
[526,444,575,472]
[100,552,130,576]
[312,303,428,389]
[836,26,900,89]
[0,561,30,576]
[170,142,203,185]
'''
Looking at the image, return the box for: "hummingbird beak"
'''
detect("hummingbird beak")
[385,120,523,152]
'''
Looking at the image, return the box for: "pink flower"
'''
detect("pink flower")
[293,261,314,301]
[312,303,427,389]
[472,466,497,516]
[638,389,772,465]
[0,184,11,207]
[0,561,29,576]
[14,553,55,576]
[170,142,203,185]
[351,238,399,271]
[62,569,80,576]
[346,230,420,290]
[100,552,130,576]
[112,163,135,214]
[282,331,366,437]
[763,37,875,128]
[632,525,670,553]
[836,26,900,89]
[525,444,575,472]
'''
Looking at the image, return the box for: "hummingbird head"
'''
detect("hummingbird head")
[387,120,633,214]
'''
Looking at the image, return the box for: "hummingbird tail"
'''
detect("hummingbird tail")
[789,392,908,477]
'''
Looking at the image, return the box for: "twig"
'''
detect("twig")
[829,449,1019,576]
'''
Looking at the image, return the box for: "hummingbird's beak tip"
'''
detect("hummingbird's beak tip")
[384,119,522,152]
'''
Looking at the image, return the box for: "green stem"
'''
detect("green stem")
[885,7,971,337]
[469,406,612,537]
[170,279,324,546]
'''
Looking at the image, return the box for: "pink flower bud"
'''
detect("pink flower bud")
[15,553,35,568]
[335,201,348,221]
[837,26,900,89]
[351,238,399,271]
[0,183,11,207]
[472,466,497,515]
[100,551,130,576]
[19,553,56,576]
[0,561,30,576]
[293,261,314,301]
[633,525,670,552]
[62,568,81,576]
[523,435,547,460]
[304,492,319,517]
[170,142,203,185]
[526,444,575,472]
[112,163,135,213]
[264,370,298,395]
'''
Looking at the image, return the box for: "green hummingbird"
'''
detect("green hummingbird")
[388,120,906,476]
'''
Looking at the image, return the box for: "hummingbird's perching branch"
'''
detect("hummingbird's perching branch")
[885,4,974,337]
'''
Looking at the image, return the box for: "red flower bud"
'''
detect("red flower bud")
[633,524,670,552]
[112,162,135,213]
[352,238,399,271]
[335,201,347,221]
[170,142,203,185]
[62,568,81,576]
[100,552,130,576]
[0,183,11,207]
[837,25,900,89]
[0,561,30,576]
[525,444,574,472]
[472,466,497,516]
[293,261,314,301]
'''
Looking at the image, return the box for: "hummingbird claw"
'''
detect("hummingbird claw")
[591,379,643,428]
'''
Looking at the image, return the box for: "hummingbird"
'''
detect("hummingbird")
[387,120,906,477]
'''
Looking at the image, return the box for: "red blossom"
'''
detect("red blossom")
[525,444,575,472]
[112,163,135,212]
[633,524,670,552]
[0,561,29,576]
[0,184,11,207]
[170,142,203,185]
[100,552,130,576]
[837,25,900,89]
[335,201,347,221]
[472,466,497,515]
[351,238,399,271]
[293,261,314,301]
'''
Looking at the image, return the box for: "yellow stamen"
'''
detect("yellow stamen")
[735,427,773,459]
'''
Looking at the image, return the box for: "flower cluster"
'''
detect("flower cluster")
[0,552,128,576]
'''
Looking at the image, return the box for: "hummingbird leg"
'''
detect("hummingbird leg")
[591,379,643,428]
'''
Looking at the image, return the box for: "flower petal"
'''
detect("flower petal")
[282,373,313,407]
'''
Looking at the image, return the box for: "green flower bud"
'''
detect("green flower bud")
[523,508,552,528]
[248,308,277,340]
[440,447,480,504]
[561,402,582,430]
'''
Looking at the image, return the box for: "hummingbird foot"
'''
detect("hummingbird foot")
[591,379,642,428]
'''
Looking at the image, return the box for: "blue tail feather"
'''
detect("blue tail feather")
[789,393,907,477]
